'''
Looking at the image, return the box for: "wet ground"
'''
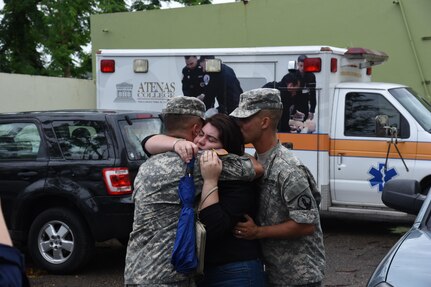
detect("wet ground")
[26,218,410,287]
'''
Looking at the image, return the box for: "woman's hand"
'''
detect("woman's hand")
[200,150,222,183]
[173,140,198,163]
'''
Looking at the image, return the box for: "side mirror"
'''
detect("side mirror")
[382,179,425,215]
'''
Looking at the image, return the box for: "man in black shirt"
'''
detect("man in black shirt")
[181,56,205,98]
[296,55,317,121]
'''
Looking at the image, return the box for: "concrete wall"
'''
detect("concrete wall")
[91,0,431,99]
[0,73,96,113]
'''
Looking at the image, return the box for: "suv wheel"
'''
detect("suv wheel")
[28,208,95,274]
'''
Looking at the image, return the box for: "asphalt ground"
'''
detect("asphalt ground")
[26,218,410,287]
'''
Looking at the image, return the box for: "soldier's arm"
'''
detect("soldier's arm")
[235,214,315,240]
[142,134,198,162]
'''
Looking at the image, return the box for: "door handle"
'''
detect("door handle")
[17,171,38,178]
[337,153,344,165]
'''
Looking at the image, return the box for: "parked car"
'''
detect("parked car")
[0,110,162,274]
[367,179,431,287]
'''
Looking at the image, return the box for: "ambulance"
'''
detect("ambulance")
[96,46,431,221]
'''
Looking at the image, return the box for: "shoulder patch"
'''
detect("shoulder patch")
[297,194,312,210]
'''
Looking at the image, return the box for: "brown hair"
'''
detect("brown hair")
[205,114,244,156]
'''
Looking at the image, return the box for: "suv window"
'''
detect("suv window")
[0,122,41,160]
[119,118,162,160]
[52,121,109,160]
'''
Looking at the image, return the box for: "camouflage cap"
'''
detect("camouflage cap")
[162,96,206,119]
[230,88,283,118]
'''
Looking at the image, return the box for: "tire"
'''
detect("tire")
[28,208,95,274]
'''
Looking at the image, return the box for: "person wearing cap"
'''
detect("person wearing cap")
[124,96,259,287]
[199,56,243,115]
[231,88,325,286]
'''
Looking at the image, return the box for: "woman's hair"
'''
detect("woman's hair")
[205,113,244,156]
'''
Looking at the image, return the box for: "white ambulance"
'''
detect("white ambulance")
[96,46,431,221]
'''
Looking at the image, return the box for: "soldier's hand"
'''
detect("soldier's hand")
[234,214,259,240]
[173,140,198,163]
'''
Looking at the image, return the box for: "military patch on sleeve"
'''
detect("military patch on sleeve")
[297,194,312,210]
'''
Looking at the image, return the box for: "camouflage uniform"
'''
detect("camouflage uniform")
[257,143,325,286]
[231,89,325,286]
[124,96,256,286]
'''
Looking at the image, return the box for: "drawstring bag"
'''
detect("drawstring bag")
[171,160,198,274]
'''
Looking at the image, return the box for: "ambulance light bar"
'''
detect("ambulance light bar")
[344,48,388,66]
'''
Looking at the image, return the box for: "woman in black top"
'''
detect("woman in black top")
[196,114,265,287]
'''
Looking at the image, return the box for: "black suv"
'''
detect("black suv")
[0,110,162,274]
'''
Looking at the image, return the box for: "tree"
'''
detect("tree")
[0,0,45,75]
[0,0,211,78]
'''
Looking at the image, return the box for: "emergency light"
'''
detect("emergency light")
[133,59,149,73]
[304,58,321,73]
[101,59,115,73]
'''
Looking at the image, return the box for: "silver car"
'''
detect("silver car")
[367,179,431,287]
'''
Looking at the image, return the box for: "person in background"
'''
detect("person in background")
[182,56,205,98]
[295,55,317,121]
[199,56,243,115]
[124,96,258,286]
[0,199,30,287]
[230,88,325,287]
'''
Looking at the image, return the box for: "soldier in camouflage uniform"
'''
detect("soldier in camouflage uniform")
[124,96,257,287]
[230,88,325,287]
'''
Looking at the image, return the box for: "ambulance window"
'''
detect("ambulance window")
[344,92,409,138]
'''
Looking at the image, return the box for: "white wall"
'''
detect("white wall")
[0,73,96,113]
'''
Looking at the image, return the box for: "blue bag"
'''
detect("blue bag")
[171,160,198,274]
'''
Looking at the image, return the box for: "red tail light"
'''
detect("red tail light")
[331,58,337,73]
[101,59,115,73]
[103,167,132,195]
[366,67,372,75]
[304,58,321,73]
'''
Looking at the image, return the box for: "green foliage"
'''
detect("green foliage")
[0,0,45,75]
[0,0,212,78]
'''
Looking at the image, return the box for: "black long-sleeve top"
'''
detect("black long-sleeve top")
[199,180,261,268]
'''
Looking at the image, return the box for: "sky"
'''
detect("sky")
[0,0,236,10]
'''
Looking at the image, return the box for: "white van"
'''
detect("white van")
[96,46,431,221]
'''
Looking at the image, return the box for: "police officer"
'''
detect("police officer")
[181,56,205,98]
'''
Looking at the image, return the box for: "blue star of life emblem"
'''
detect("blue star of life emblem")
[368,163,398,192]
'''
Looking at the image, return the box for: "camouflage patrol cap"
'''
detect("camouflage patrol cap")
[230,88,283,118]
[162,96,206,119]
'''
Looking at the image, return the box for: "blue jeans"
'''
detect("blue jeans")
[197,259,266,287]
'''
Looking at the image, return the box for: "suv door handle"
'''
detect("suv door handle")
[17,171,38,178]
